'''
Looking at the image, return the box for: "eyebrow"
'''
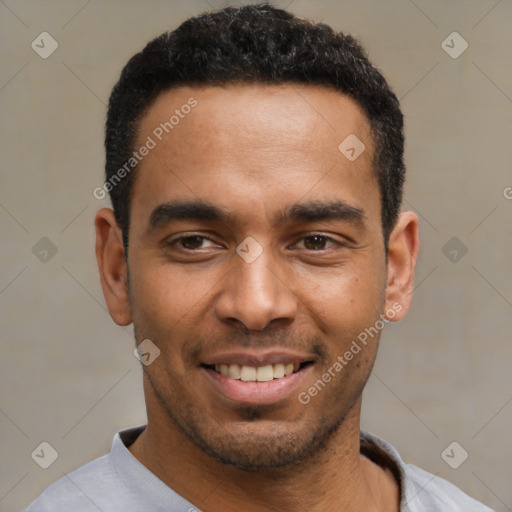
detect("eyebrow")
[149,200,228,228]
[282,200,365,225]
[148,199,365,229]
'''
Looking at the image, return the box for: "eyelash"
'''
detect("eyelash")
[166,233,344,252]
[167,234,218,250]
[292,234,342,250]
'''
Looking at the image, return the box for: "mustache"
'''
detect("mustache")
[187,327,327,359]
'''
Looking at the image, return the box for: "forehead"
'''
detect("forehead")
[137,83,372,158]
[131,84,378,226]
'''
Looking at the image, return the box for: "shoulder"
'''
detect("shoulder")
[402,463,494,512]
[360,431,493,512]
[24,454,119,512]
[24,427,147,512]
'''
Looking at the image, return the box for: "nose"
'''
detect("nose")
[214,249,298,331]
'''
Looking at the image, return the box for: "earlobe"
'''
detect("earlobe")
[384,211,420,322]
[94,208,132,326]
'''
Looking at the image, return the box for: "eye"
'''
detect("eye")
[167,234,219,251]
[293,234,340,251]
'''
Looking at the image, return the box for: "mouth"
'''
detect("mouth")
[202,361,314,382]
[200,353,316,405]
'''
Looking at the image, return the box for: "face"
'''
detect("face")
[96,84,418,469]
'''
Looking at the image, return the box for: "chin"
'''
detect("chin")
[177,409,346,471]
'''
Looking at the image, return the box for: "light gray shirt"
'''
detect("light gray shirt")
[24,426,494,512]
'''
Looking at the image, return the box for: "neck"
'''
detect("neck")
[129,392,399,512]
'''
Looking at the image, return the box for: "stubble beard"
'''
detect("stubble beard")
[144,364,368,472]
[130,291,378,472]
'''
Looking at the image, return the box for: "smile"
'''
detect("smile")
[209,362,312,382]
[201,355,315,405]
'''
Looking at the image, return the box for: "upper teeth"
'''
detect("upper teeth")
[214,363,296,381]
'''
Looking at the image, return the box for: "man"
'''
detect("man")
[26,4,493,511]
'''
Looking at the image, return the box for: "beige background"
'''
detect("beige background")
[1,1,511,511]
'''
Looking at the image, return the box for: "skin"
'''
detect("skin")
[95,84,419,512]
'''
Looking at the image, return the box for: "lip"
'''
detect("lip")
[202,350,315,367]
[202,363,314,405]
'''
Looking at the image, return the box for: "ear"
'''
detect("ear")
[384,211,420,322]
[94,208,132,326]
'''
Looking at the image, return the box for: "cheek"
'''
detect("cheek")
[129,268,202,380]
[131,264,208,319]
[293,262,385,331]
[129,263,223,370]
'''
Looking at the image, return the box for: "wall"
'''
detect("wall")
[1,1,511,510]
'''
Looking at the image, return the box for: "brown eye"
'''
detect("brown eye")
[179,236,207,250]
[303,235,329,250]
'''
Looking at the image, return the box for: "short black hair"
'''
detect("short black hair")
[105,3,405,251]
